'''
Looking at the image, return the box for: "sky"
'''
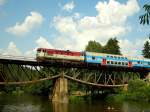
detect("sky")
[0,0,150,57]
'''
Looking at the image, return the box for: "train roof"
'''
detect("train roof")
[37,48,82,53]
[86,51,127,58]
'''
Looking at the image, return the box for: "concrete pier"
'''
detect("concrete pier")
[146,72,150,82]
[52,78,68,103]
[123,84,128,91]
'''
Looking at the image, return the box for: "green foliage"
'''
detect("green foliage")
[85,38,121,55]
[110,79,150,102]
[128,79,147,93]
[139,4,150,25]
[24,80,52,95]
[69,95,84,102]
[126,79,150,101]
[69,81,79,92]
[106,93,126,103]
[3,85,16,93]
[102,38,121,55]
[85,40,103,52]
[142,41,150,58]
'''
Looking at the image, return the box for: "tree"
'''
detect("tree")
[85,40,103,52]
[102,38,121,55]
[139,4,150,25]
[142,41,150,58]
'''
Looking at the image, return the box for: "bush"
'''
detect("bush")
[126,79,150,102]
[107,79,150,102]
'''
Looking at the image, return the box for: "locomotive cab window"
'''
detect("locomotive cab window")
[43,49,46,52]
[37,49,41,52]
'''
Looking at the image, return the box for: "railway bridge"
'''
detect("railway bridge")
[0,54,149,103]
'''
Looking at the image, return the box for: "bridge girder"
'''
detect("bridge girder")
[0,63,141,87]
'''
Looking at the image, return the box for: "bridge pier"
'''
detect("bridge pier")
[51,77,68,103]
[146,72,150,82]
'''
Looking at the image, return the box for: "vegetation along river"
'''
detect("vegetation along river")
[0,94,150,112]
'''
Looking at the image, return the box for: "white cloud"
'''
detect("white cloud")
[95,0,140,25]
[52,0,140,52]
[24,48,37,57]
[119,39,145,57]
[36,36,54,48]
[24,36,54,57]
[6,11,44,36]
[0,0,6,5]
[2,42,22,56]
[63,1,75,12]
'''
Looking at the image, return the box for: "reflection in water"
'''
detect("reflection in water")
[122,102,150,112]
[52,102,68,112]
[2,104,41,112]
[1,95,150,112]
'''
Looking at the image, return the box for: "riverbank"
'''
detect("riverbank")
[107,79,150,102]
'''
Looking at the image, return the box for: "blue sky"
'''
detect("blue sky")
[0,0,150,57]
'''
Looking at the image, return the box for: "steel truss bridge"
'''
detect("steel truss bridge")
[0,54,149,87]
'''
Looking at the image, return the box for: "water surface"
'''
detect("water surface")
[0,94,150,112]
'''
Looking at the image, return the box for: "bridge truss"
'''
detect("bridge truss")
[0,55,148,87]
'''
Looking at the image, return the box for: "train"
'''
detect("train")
[36,48,150,69]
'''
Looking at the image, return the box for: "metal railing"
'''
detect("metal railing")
[0,54,36,61]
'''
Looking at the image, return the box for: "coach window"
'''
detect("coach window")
[148,62,150,65]
[118,62,121,65]
[137,61,140,64]
[115,62,117,65]
[122,62,124,65]
[107,61,110,64]
[111,61,114,64]
[126,63,128,66]
[111,56,113,58]
[92,56,95,60]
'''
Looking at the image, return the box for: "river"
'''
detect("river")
[0,94,150,112]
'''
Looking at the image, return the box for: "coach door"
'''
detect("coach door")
[128,61,132,67]
[102,59,106,65]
